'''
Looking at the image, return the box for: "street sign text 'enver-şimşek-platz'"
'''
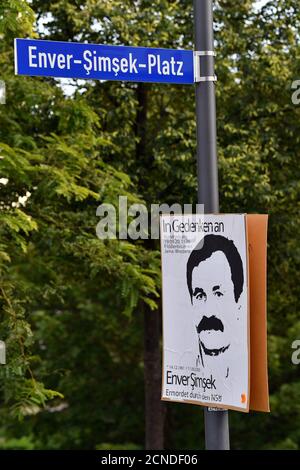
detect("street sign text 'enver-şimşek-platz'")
[14,39,195,85]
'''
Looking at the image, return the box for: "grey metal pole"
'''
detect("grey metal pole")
[193,0,230,450]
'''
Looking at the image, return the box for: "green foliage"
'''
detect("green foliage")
[0,0,300,450]
[0,0,35,37]
[96,442,142,450]
[0,434,35,450]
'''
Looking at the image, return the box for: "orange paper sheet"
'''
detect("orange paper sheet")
[246,214,270,412]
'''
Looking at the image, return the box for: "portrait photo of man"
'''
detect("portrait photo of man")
[186,234,245,378]
[161,214,250,410]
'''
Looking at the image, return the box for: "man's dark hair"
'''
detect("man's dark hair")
[187,234,244,303]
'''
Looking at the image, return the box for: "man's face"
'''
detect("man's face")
[191,251,240,355]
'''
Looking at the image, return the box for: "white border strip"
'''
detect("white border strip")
[14,38,18,75]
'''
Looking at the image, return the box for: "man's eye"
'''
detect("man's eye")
[196,293,206,300]
[214,291,224,297]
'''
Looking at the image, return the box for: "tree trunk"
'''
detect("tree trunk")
[143,304,165,450]
[135,83,165,449]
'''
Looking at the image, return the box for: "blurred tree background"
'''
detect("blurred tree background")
[0,0,300,450]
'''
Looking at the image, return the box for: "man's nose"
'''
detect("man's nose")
[198,297,214,314]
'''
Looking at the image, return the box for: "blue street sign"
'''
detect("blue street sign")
[14,39,195,85]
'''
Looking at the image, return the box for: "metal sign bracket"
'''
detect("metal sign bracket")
[194,50,217,83]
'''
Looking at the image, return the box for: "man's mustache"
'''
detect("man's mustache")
[197,315,224,334]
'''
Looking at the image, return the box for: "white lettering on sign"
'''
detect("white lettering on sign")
[82,51,138,76]
[28,46,73,70]
[27,47,184,79]
[29,46,37,67]
[148,54,183,76]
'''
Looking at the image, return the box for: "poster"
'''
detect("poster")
[160,214,250,412]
